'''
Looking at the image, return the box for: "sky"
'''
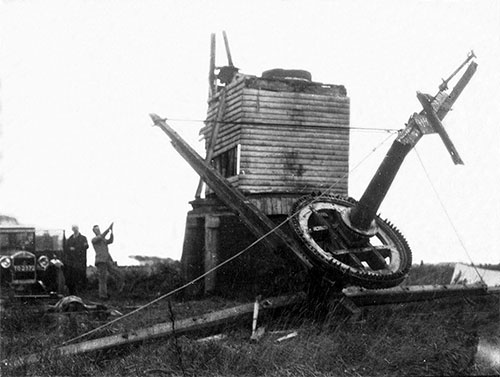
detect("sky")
[1,0,499,266]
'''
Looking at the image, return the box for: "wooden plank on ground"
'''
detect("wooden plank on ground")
[5,294,303,367]
[8,283,497,368]
[345,283,500,306]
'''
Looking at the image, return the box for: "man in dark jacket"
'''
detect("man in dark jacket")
[65,225,89,295]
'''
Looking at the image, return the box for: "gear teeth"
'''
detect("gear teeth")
[289,194,413,289]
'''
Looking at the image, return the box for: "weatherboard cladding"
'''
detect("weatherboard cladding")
[201,73,350,202]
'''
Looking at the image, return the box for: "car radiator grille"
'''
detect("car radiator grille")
[12,255,36,281]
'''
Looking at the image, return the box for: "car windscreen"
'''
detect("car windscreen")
[35,230,65,252]
[0,231,35,253]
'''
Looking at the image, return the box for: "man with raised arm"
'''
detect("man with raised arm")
[91,222,124,300]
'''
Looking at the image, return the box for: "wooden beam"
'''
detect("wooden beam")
[222,30,234,67]
[5,294,303,367]
[243,88,349,103]
[150,114,313,269]
[436,62,477,119]
[208,33,216,100]
[417,92,464,165]
[204,215,220,293]
[345,283,500,307]
[6,284,499,367]
[195,89,228,198]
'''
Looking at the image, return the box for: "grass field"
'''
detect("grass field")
[1,263,499,376]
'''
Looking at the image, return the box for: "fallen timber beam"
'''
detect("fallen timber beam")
[6,284,500,368]
[4,294,303,368]
[344,283,500,307]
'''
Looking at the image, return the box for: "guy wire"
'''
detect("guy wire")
[62,133,396,345]
[413,147,485,285]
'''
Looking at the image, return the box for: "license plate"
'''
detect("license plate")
[14,265,35,272]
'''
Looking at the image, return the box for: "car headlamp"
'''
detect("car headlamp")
[50,258,63,268]
[38,255,50,269]
[0,256,11,269]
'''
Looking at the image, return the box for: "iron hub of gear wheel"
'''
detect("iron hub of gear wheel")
[290,195,412,289]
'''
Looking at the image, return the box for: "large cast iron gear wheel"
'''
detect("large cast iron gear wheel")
[290,195,412,289]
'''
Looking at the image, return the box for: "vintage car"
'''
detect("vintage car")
[0,226,66,299]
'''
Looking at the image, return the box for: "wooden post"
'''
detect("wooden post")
[222,30,234,67]
[204,215,220,293]
[208,33,216,100]
[181,216,204,296]
[57,266,66,295]
[250,295,260,339]
[194,89,228,198]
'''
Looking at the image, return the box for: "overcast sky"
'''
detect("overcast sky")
[1,0,499,266]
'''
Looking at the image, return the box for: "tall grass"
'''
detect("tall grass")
[2,294,498,377]
[2,262,498,376]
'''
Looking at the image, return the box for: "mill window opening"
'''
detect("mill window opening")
[212,144,240,178]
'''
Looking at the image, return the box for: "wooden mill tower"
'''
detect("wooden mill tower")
[181,35,350,296]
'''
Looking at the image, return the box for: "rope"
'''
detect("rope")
[413,147,486,285]
[165,117,398,134]
[62,132,396,345]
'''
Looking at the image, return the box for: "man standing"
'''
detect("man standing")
[91,222,124,300]
[65,225,89,295]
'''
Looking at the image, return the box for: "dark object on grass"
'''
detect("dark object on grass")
[47,295,122,317]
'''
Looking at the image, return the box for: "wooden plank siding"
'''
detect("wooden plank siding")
[201,73,350,214]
